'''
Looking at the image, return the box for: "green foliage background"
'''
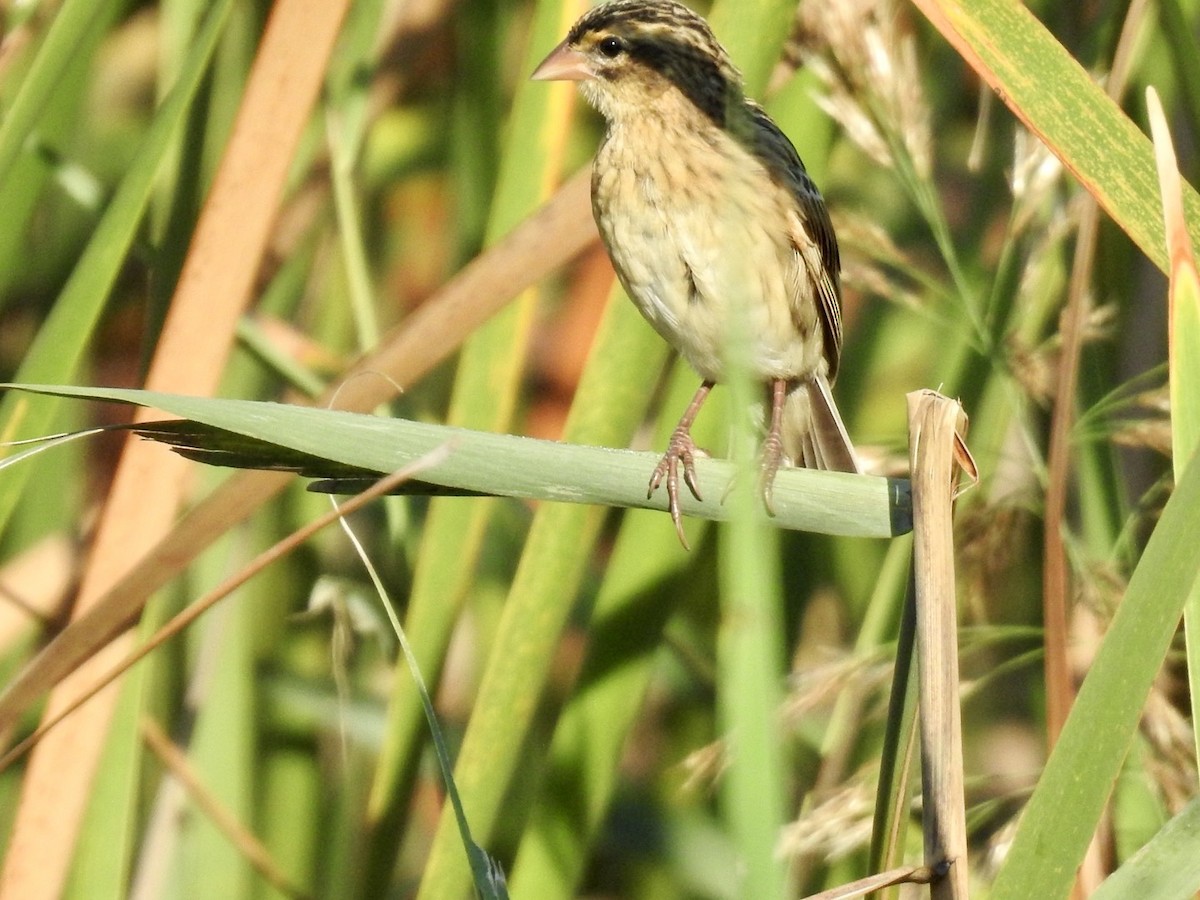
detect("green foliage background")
[0,0,1198,898]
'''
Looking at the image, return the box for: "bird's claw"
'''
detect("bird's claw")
[648,426,703,549]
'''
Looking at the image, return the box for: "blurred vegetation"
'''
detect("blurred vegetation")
[0,0,1198,898]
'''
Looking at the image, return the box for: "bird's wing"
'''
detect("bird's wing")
[743,102,844,380]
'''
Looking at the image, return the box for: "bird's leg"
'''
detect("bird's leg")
[759,378,787,517]
[648,380,713,547]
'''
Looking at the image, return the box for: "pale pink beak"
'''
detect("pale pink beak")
[531,40,594,81]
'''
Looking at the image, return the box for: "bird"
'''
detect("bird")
[532,0,858,547]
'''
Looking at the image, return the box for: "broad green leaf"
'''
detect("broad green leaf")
[1091,796,1200,900]
[2,384,910,538]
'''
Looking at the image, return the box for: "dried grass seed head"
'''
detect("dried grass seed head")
[1010,127,1066,234]
[795,0,932,176]
[777,777,876,862]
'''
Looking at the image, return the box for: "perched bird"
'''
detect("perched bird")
[533,0,858,546]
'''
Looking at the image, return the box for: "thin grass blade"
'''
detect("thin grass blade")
[1147,87,1200,767]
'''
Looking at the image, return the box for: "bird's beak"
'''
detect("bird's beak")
[531,40,593,81]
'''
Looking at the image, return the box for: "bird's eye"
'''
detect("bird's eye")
[598,36,624,58]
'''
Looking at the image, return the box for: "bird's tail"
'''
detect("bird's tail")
[782,375,860,474]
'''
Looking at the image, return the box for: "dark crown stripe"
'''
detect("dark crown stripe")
[626,35,733,125]
[571,2,741,126]
[570,0,698,40]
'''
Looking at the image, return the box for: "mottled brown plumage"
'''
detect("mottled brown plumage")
[534,0,858,545]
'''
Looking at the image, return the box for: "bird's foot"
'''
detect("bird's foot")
[758,428,785,517]
[648,425,704,549]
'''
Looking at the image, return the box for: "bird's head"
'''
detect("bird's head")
[531,0,743,127]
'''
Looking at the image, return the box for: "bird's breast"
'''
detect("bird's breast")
[592,122,825,383]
